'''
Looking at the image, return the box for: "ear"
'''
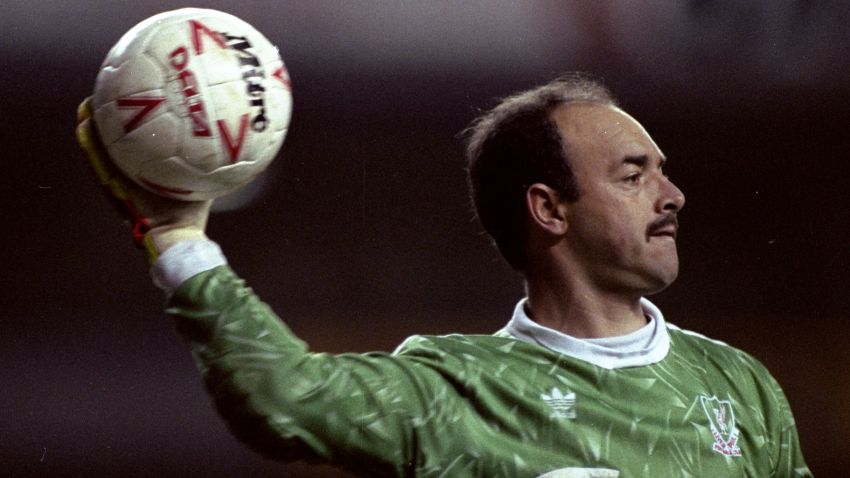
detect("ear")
[525,183,568,236]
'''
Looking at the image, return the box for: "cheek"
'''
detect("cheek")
[567,190,648,253]
[572,210,639,258]
[596,207,642,243]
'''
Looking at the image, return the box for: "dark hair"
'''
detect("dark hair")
[464,73,617,270]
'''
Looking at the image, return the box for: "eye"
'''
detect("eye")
[624,172,642,184]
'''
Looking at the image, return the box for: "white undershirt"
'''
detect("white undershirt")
[151,240,227,295]
[505,297,670,370]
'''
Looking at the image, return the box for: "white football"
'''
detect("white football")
[91,8,292,200]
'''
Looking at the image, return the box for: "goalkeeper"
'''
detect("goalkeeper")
[77,74,811,477]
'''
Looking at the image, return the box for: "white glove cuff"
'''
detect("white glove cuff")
[150,239,227,295]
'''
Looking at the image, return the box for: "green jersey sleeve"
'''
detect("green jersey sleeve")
[755,367,811,478]
[777,419,811,478]
[763,365,810,478]
[169,265,449,475]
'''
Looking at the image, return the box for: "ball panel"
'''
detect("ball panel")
[192,42,245,88]
[101,9,209,69]
[94,52,168,106]
[202,158,272,187]
[263,75,294,134]
[106,113,180,178]
[177,130,223,173]
[136,155,272,201]
[246,129,287,172]
[136,155,226,200]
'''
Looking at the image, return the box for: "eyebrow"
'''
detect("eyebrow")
[620,154,667,169]
[622,155,648,168]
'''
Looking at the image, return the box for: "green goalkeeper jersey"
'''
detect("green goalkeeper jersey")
[160,243,810,477]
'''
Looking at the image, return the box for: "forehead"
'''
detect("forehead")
[550,102,663,167]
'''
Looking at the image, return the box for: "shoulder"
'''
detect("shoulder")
[393,333,525,359]
[665,323,793,410]
[666,322,744,360]
[665,323,802,449]
[666,322,762,365]
[392,333,554,376]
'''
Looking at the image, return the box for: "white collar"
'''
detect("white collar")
[504,297,670,370]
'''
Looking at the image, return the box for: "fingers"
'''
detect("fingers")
[77,97,154,248]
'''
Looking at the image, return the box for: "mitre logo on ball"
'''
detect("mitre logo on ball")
[92,8,293,200]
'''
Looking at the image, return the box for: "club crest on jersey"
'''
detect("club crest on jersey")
[699,395,742,457]
[541,387,576,419]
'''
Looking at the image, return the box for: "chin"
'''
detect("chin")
[644,269,679,296]
[635,256,679,293]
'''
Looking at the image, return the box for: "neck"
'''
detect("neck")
[524,270,648,339]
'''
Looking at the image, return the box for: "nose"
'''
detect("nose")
[657,176,685,213]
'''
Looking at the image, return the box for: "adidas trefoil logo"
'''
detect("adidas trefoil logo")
[541,387,577,419]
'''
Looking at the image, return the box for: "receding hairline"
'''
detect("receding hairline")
[548,100,630,132]
[464,75,618,153]
[550,100,656,142]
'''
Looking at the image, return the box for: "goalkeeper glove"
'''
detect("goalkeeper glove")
[76,97,212,262]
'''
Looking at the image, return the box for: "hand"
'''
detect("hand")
[76,97,213,262]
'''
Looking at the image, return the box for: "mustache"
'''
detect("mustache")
[647,214,679,236]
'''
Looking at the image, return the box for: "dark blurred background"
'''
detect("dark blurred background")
[2,1,848,476]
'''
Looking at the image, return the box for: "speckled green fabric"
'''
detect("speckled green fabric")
[169,266,810,477]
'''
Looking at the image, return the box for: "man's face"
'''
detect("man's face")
[552,102,685,296]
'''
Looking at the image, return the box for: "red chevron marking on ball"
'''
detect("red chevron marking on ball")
[116,97,166,134]
[189,19,227,55]
[218,114,250,163]
[272,66,292,91]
